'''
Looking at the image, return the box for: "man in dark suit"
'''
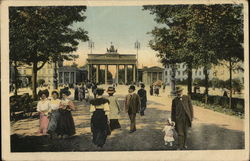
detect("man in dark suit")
[171,86,193,150]
[137,83,147,116]
[125,85,141,133]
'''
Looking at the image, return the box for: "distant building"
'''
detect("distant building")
[37,62,58,87]
[10,62,58,88]
[211,61,244,83]
[17,65,32,87]
[58,66,87,85]
[142,66,164,85]
[163,63,208,85]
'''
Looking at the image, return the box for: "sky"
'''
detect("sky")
[66,6,162,68]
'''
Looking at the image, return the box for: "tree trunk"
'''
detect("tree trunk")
[229,59,232,109]
[170,64,176,96]
[32,62,38,100]
[14,61,18,96]
[187,63,192,96]
[53,62,58,89]
[204,66,209,103]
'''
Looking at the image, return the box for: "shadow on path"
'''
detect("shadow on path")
[11,98,244,152]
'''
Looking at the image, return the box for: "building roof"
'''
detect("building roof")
[59,66,80,72]
[142,66,164,72]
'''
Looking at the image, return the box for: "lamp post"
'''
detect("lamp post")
[88,40,94,54]
[135,40,140,84]
[88,40,94,82]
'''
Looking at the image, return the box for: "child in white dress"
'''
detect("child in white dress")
[162,118,175,146]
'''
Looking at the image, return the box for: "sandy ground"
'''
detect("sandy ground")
[10,85,244,152]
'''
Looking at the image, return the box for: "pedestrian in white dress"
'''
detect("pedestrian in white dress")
[162,118,175,146]
[37,91,51,135]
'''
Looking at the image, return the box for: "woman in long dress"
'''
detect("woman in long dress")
[106,87,121,131]
[150,84,153,96]
[47,91,61,139]
[90,88,110,148]
[37,91,51,135]
[56,90,76,139]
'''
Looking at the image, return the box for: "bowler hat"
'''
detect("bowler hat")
[140,83,145,88]
[129,85,136,91]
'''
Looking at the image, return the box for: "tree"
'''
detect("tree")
[143,4,243,100]
[143,5,199,95]
[211,4,243,108]
[9,6,89,99]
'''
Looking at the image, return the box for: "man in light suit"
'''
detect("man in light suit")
[171,86,193,150]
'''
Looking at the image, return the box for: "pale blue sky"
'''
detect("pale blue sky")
[69,6,162,67]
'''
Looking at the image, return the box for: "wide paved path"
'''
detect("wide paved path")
[11,85,244,152]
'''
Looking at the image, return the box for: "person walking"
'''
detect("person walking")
[125,85,141,133]
[74,83,79,101]
[90,88,110,148]
[150,84,153,96]
[137,83,147,116]
[106,87,121,131]
[78,86,84,101]
[81,84,86,100]
[92,83,97,98]
[47,91,61,139]
[171,86,193,150]
[155,85,159,96]
[37,91,51,135]
[57,90,76,139]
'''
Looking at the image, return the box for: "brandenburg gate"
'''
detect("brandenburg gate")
[86,44,137,84]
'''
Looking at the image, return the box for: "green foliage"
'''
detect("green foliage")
[9,6,89,64]
[176,78,188,85]
[191,96,244,118]
[10,93,37,121]
[143,4,244,96]
[9,6,89,98]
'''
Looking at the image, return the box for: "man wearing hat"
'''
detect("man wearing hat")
[125,85,141,133]
[171,86,193,150]
[137,83,147,116]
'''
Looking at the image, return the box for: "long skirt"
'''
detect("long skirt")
[150,88,153,95]
[74,89,79,100]
[38,113,49,135]
[91,109,109,147]
[110,119,121,131]
[47,110,60,134]
[56,109,76,136]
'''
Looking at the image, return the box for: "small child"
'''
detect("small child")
[162,118,175,146]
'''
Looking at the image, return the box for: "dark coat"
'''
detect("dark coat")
[171,95,193,127]
[125,93,141,114]
[137,89,147,108]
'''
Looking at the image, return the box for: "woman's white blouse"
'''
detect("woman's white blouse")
[37,99,51,112]
[90,102,110,118]
[50,99,61,110]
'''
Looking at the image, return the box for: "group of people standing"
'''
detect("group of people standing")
[89,84,147,148]
[36,89,76,139]
[150,84,161,96]
[36,82,193,150]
